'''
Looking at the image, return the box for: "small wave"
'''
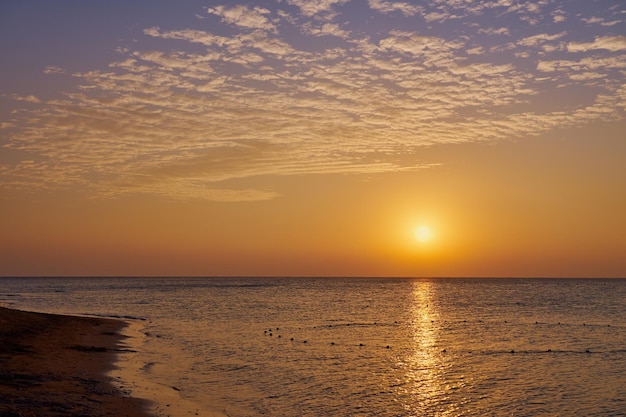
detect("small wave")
[85,312,148,321]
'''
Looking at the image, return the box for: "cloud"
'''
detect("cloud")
[466,46,484,55]
[43,66,67,75]
[2,1,626,202]
[443,0,551,22]
[422,11,452,23]
[143,26,226,47]
[568,72,606,81]
[378,31,462,60]
[106,177,282,202]
[568,36,626,52]
[368,0,422,16]
[517,31,567,47]
[583,17,605,25]
[601,20,622,27]
[478,27,510,36]
[12,95,41,103]
[206,5,276,32]
[538,56,626,73]
[144,26,294,57]
[302,22,350,38]
[552,9,567,23]
[286,0,349,18]
[583,16,622,27]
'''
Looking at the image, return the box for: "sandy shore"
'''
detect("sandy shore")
[0,306,152,417]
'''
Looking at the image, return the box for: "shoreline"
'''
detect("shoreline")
[0,306,152,417]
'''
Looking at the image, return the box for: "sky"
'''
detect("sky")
[1,0,625,277]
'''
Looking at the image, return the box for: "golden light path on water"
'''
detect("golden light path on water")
[403,280,455,416]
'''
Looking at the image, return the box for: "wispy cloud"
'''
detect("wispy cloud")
[43,66,67,75]
[207,5,276,32]
[11,94,41,103]
[286,0,349,19]
[517,31,567,47]
[568,36,626,52]
[368,0,422,17]
[583,16,623,27]
[302,22,350,38]
[478,27,510,36]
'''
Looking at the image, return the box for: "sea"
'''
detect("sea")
[1,277,625,417]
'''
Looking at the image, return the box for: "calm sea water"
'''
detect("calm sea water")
[1,277,625,416]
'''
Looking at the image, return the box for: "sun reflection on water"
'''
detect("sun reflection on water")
[399,280,454,415]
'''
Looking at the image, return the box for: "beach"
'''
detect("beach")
[0,306,151,417]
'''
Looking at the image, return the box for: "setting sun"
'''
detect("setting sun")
[414,225,433,243]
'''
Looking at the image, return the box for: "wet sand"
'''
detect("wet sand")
[0,306,151,417]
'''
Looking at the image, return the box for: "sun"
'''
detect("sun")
[414,225,433,243]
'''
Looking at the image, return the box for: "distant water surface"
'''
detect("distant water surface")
[1,277,625,416]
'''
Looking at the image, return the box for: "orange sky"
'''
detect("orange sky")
[1,1,625,277]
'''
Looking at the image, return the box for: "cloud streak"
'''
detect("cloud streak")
[568,36,626,52]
